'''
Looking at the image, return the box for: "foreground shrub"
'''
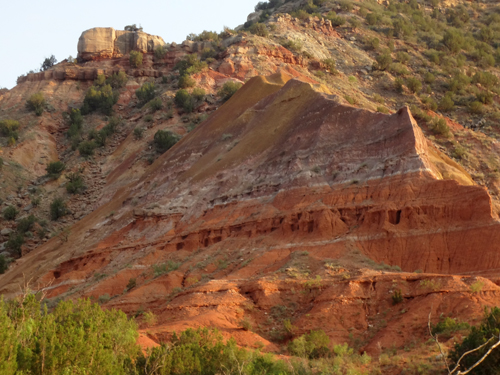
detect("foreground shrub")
[46,161,66,179]
[0,295,139,375]
[288,330,330,359]
[26,93,46,116]
[218,81,242,101]
[129,50,143,68]
[153,130,179,153]
[450,307,500,374]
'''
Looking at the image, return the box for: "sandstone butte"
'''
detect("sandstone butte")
[2,22,500,365]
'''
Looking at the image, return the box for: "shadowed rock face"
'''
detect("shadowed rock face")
[2,72,500,354]
[77,27,166,61]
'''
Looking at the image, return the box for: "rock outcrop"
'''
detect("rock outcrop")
[77,27,166,61]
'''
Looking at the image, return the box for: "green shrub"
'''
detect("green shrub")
[46,161,66,179]
[375,50,393,70]
[449,307,500,373]
[26,92,45,116]
[322,58,337,74]
[439,94,455,112]
[0,120,20,138]
[126,278,137,291]
[288,330,331,359]
[3,206,18,221]
[366,12,381,26]
[201,47,217,61]
[477,91,493,105]
[393,17,413,39]
[149,97,163,111]
[249,22,269,37]
[66,172,85,194]
[178,75,196,89]
[432,316,469,337]
[174,55,207,77]
[430,117,450,137]
[218,81,242,101]
[0,255,7,274]
[153,130,179,153]
[348,17,361,29]
[392,289,403,305]
[50,197,68,220]
[6,233,24,257]
[340,0,353,11]
[396,51,410,65]
[281,39,303,52]
[17,215,36,234]
[367,37,380,50]
[78,140,97,157]
[129,50,143,68]
[0,295,139,374]
[469,101,484,114]
[81,84,118,115]
[192,87,206,101]
[421,96,438,111]
[136,82,156,106]
[424,72,436,84]
[133,127,145,140]
[407,77,422,94]
[472,71,499,89]
[40,55,57,71]
[326,11,346,26]
[154,45,167,60]
[88,128,106,147]
[105,71,128,89]
[442,28,464,54]
[153,260,181,277]
[175,89,195,113]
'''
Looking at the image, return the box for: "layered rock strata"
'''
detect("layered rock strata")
[77,27,166,61]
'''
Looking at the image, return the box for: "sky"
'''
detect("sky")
[0,0,259,89]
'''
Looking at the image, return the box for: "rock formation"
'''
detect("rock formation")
[2,72,500,354]
[77,27,166,61]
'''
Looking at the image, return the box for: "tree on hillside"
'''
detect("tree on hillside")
[40,55,57,71]
[124,24,143,32]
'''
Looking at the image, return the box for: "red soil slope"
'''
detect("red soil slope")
[2,73,500,355]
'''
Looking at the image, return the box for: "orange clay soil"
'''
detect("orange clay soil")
[2,73,500,357]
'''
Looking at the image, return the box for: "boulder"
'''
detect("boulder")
[77,27,115,61]
[77,27,167,61]
[1,228,13,236]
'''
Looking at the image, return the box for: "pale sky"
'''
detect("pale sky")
[0,0,259,89]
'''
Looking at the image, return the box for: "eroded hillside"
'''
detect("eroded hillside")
[2,0,500,373]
